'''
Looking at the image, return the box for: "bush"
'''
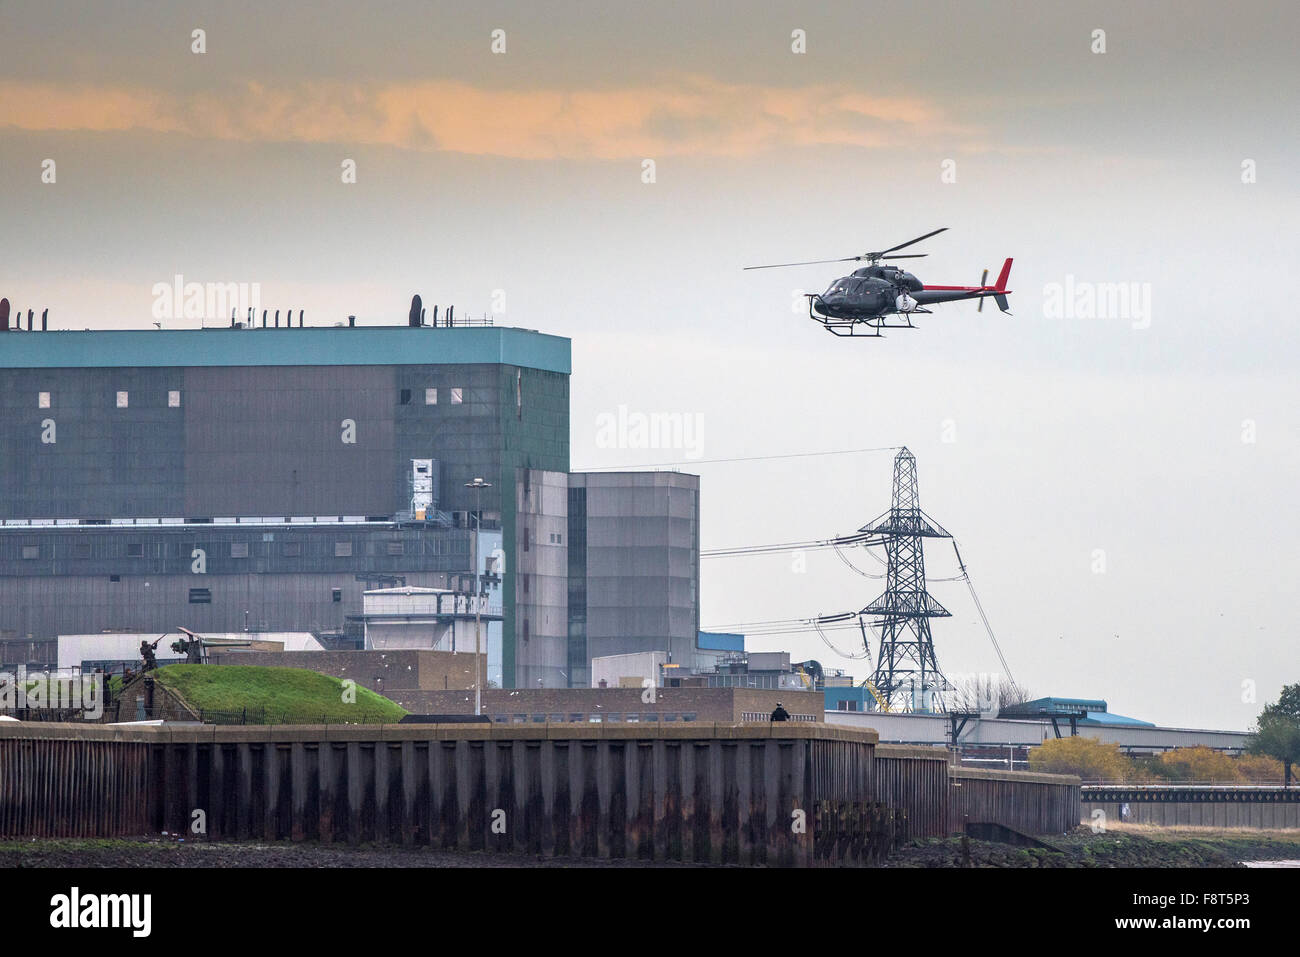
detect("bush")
[1027,737,1132,782]
[1155,746,1243,783]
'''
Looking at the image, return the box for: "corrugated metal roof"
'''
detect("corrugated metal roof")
[1079,710,1156,728]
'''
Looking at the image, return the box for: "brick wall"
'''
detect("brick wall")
[108,674,198,723]
[386,686,825,723]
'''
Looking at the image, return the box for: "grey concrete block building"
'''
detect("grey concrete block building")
[515,469,701,688]
[0,321,699,688]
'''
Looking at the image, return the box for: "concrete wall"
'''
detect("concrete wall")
[1082,787,1300,829]
[570,472,700,670]
[591,651,667,689]
[514,469,570,689]
[385,687,826,723]
[107,675,198,723]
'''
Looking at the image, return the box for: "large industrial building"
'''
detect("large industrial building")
[0,318,699,688]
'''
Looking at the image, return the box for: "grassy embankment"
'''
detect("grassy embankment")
[150,664,407,724]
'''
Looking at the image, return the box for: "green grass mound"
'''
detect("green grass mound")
[152,664,407,725]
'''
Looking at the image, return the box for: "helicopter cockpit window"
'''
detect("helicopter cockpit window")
[824,281,848,297]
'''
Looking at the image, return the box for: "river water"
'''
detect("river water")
[1241,860,1300,867]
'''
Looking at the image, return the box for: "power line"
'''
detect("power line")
[702,530,883,559]
[833,541,884,578]
[704,621,861,636]
[709,535,964,583]
[576,445,901,472]
[952,541,1016,684]
[812,618,873,660]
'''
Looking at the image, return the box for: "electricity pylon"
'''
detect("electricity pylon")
[860,447,952,712]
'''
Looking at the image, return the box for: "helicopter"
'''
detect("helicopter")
[744,228,1012,337]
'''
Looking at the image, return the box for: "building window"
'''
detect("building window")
[126,543,144,558]
[116,391,129,408]
[399,388,412,405]
[21,545,39,560]
[282,542,301,557]
[188,588,211,604]
[38,391,50,409]
[230,542,249,558]
[680,712,698,722]
[334,541,352,557]
[168,390,181,408]
[424,388,437,405]
[450,388,463,405]
[109,574,121,583]
[567,713,584,722]
[332,588,342,603]
[386,541,404,556]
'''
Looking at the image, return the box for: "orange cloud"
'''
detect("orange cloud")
[0,78,981,159]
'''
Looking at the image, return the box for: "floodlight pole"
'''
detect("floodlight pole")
[465,477,492,716]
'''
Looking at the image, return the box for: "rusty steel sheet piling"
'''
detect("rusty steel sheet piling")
[0,722,1081,863]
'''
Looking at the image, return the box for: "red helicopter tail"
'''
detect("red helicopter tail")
[992,257,1012,313]
[993,257,1013,290]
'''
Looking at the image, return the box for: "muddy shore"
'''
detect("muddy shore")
[4,824,1297,868]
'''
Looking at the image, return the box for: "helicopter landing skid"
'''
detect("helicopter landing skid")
[806,296,930,338]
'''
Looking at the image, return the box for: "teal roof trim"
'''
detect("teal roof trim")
[0,326,571,375]
[1079,711,1156,728]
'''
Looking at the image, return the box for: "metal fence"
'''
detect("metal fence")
[741,711,818,723]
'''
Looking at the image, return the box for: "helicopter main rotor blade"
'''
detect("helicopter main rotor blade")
[873,227,948,257]
[742,257,861,271]
[743,229,945,271]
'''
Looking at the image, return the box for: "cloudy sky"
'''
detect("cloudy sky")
[2,1,1297,729]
